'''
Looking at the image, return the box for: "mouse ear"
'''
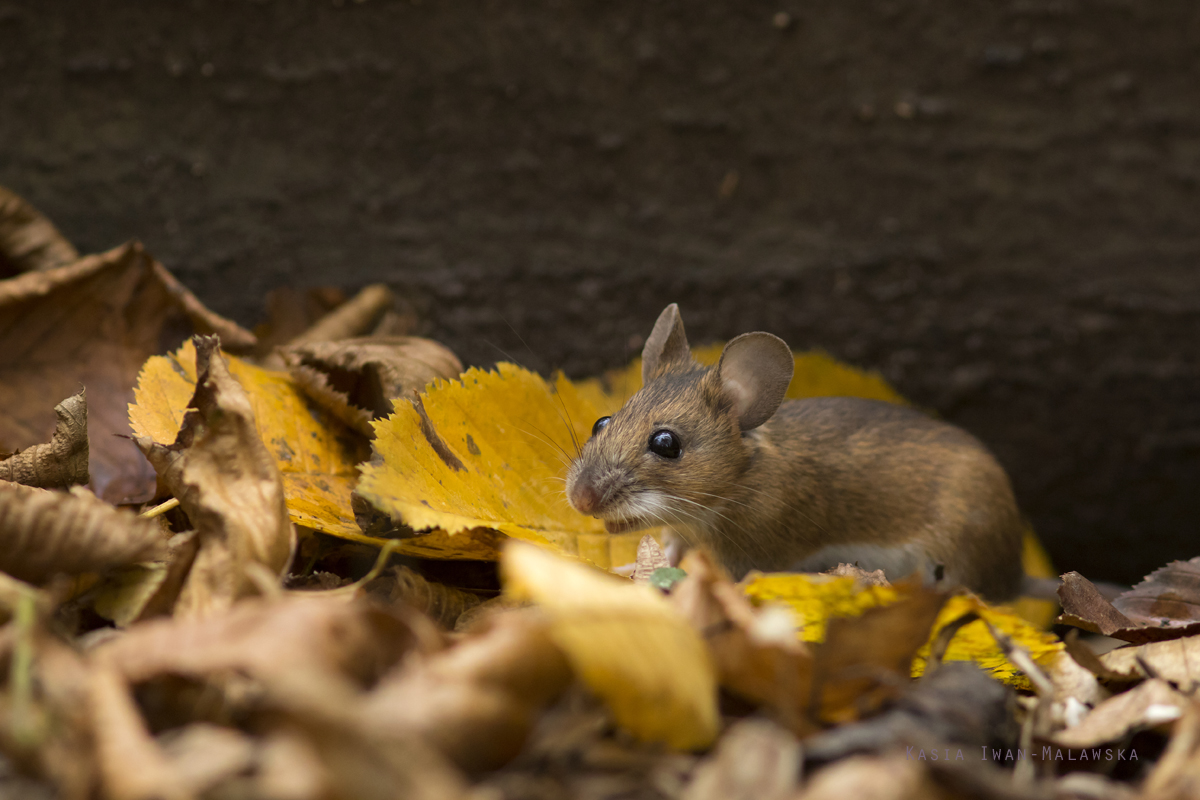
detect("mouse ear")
[714,332,794,431]
[642,303,692,382]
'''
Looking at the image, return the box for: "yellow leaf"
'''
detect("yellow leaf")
[502,541,717,750]
[129,339,363,539]
[358,364,647,569]
[743,573,1063,688]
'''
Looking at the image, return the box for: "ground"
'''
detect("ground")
[1,0,1199,584]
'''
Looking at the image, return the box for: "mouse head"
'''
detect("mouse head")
[566,304,794,534]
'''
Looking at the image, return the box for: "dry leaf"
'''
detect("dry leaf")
[502,541,718,750]
[133,336,295,617]
[92,531,199,626]
[744,573,1064,688]
[671,550,813,732]
[1112,557,1200,628]
[797,753,948,800]
[254,285,346,353]
[0,483,164,583]
[1057,570,1200,644]
[681,718,801,800]
[0,185,78,275]
[1141,701,1200,800]
[632,533,671,584]
[131,337,363,542]
[359,364,647,569]
[814,590,948,725]
[1099,636,1200,690]
[87,666,189,800]
[364,565,484,630]
[157,724,258,797]
[360,608,572,773]
[285,283,395,347]
[1051,678,1189,748]
[0,391,88,489]
[282,336,462,437]
[0,241,254,503]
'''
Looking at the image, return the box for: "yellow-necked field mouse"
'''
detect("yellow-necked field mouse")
[566,304,1025,602]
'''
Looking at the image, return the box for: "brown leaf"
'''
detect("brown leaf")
[135,336,295,617]
[286,283,396,347]
[87,666,190,800]
[681,718,801,800]
[282,336,463,437]
[1142,700,1200,800]
[1113,557,1200,628]
[1098,635,1200,689]
[671,550,814,733]
[632,533,670,583]
[360,609,573,773]
[0,391,88,489]
[0,185,79,275]
[366,565,484,630]
[0,484,164,583]
[812,590,948,725]
[1058,571,1200,644]
[92,530,200,626]
[1051,678,1189,748]
[254,285,346,353]
[157,724,257,797]
[0,242,255,503]
[796,754,950,800]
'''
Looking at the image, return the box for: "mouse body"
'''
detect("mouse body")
[565,304,1025,601]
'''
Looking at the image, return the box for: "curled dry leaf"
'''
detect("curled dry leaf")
[1057,570,1200,644]
[1098,635,1200,690]
[671,550,814,732]
[366,565,484,630]
[0,390,88,489]
[282,335,463,437]
[92,530,199,627]
[0,185,79,274]
[681,718,801,800]
[1112,557,1200,629]
[796,753,947,800]
[0,483,164,583]
[134,336,295,617]
[361,608,572,773]
[502,541,718,750]
[1051,678,1190,749]
[0,241,254,503]
[131,337,362,541]
[285,283,395,347]
[1141,700,1200,800]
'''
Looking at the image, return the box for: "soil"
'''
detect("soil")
[2,0,1198,585]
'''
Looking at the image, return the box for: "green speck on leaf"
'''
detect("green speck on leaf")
[650,567,687,592]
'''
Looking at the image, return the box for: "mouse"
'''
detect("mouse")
[565,303,1025,602]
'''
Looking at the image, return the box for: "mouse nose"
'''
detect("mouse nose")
[570,482,601,514]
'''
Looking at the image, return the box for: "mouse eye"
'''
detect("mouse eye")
[648,429,681,459]
[591,416,611,437]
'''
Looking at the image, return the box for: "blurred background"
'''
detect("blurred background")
[2,0,1197,586]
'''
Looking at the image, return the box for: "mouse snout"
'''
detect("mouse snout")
[568,480,602,514]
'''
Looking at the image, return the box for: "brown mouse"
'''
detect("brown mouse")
[565,304,1025,601]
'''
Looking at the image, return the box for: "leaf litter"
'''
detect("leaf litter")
[0,185,1194,799]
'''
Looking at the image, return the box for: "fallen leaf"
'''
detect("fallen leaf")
[133,336,295,617]
[631,534,671,584]
[681,718,801,800]
[0,241,254,503]
[358,364,647,569]
[92,530,199,626]
[1099,636,1200,690]
[1112,557,1200,629]
[0,483,164,583]
[0,185,78,275]
[282,336,462,437]
[744,573,1063,688]
[1057,570,1200,644]
[360,608,572,773]
[0,391,88,488]
[502,541,718,750]
[814,590,948,725]
[285,283,396,347]
[131,337,365,541]
[1052,678,1189,748]
[253,285,346,353]
[672,550,813,732]
[1141,700,1200,800]
[157,724,258,798]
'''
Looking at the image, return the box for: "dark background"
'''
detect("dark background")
[2,0,1198,585]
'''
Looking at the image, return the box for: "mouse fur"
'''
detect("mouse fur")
[566,303,1025,602]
